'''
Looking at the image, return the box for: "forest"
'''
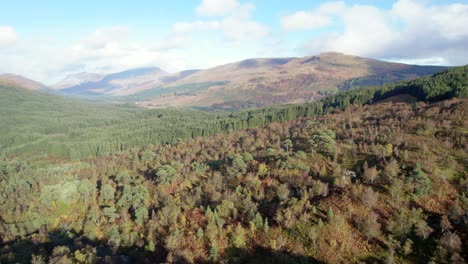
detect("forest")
[0,66,467,263]
[2,66,468,160]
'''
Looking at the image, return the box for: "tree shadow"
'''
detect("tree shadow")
[1,230,326,264]
[222,246,325,264]
[0,229,166,264]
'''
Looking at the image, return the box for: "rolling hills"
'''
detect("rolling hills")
[53,52,448,109]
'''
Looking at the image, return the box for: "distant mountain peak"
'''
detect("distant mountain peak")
[95,67,164,83]
[58,66,170,95]
[53,72,105,89]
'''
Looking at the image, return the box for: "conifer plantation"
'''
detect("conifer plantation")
[0,67,467,263]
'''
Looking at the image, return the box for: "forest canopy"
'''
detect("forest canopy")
[0,65,467,263]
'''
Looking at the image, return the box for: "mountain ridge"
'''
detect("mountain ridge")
[59,67,168,95]
[134,52,448,109]
[8,52,450,109]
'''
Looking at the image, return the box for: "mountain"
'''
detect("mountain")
[59,67,169,95]
[0,73,47,91]
[134,52,448,109]
[52,72,104,89]
[53,52,448,109]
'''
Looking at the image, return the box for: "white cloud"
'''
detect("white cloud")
[155,34,191,51]
[281,1,345,31]
[303,5,397,56]
[221,3,269,41]
[78,26,130,50]
[196,0,239,16]
[392,0,468,40]
[316,1,346,14]
[173,21,221,33]
[0,27,191,83]
[297,0,468,66]
[70,27,132,62]
[387,57,448,66]
[281,11,332,31]
[66,27,190,76]
[0,26,17,46]
[221,18,269,42]
[166,1,269,47]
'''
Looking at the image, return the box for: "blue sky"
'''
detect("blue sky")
[0,0,467,83]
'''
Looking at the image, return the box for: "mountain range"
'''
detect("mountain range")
[0,52,448,109]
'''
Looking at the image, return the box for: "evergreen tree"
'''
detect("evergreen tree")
[407,163,432,197]
[263,218,269,233]
[197,227,204,240]
[209,243,219,261]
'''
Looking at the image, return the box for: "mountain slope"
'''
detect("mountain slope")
[338,64,448,91]
[0,73,47,91]
[132,52,449,109]
[54,53,447,109]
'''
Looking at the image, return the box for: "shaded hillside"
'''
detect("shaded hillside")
[338,65,449,92]
[1,66,466,159]
[1,95,466,263]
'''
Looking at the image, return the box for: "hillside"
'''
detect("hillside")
[0,84,141,158]
[54,53,447,109]
[1,90,466,263]
[0,73,47,91]
[145,52,444,109]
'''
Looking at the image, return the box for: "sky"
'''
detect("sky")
[0,0,467,84]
